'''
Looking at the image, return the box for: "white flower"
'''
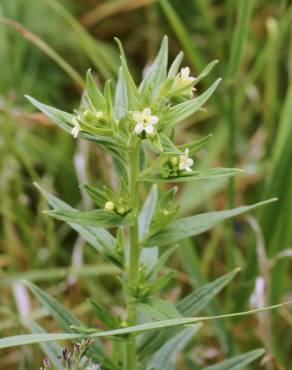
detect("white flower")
[180,67,195,83]
[71,118,80,138]
[179,148,193,172]
[133,108,158,135]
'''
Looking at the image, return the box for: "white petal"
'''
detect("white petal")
[143,108,151,116]
[181,67,190,79]
[133,112,143,123]
[186,158,194,167]
[185,166,192,172]
[150,115,159,125]
[134,123,144,134]
[145,124,154,134]
[184,148,189,156]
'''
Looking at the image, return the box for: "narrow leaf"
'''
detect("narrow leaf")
[24,281,117,369]
[139,185,158,240]
[35,184,122,268]
[144,199,277,247]
[25,96,123,149]
[86,69,106,111]
[114,66,128,119]
[139,168,243,183]
[202,349,265,370]
[0,302,289,349]
[140,36,168,94]
[45,208,134,228]
[147,326,200,370]
[162,78,221,128]
[139,268,239,358]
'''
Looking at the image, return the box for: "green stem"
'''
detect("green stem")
[125,140,140,370]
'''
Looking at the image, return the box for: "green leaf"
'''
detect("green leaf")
[27,320,63,370]
[0,302,289,349]
[147,271,175,294]
[25,96,122,149]
[160,134,181,154]
[138,268,239,359]
[161,78,221,128]
[140,36,168,95]
[176,268,240,316]
[150,244,180,278]
[114,37,140,109]
[194,60,219,85]
[144,198,277,247]
[202,349,265,370]
[81,184,107,208]
[104,79,113,117]
[114,66,128,119]
[45,208,134,228]
[89,299,119,329]
[139,185,158,240]
[147,326,200,370]
[179,134,213,155]
[168,51,184,78]
[85,69,106,111]
[35,183,122,268]
[24,281,117,369]
[138,298,182,321]
[139,167,243,183]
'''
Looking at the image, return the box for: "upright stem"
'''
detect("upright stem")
[125,140,140,369]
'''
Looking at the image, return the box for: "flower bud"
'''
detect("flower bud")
[104,201,115,211]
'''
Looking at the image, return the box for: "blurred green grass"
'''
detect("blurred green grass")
[0,0,291,369]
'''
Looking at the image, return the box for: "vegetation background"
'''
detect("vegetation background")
[0,0,291,369]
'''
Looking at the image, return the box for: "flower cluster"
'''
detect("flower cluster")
[40,339,101,370]
[70,63,196,142]
[160,148,194,178]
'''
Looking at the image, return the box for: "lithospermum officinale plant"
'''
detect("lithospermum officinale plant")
[0,37,280,369]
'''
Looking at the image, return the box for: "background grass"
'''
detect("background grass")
[0,0,291,369]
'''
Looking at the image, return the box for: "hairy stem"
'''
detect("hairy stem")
[125,140,140,369]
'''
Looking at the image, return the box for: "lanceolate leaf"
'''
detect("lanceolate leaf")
[138,268,240,359]
[202,349,265,370]
[143,199,277,247]
[139,168,243,183]
[25,96,124,150]
[176,268,240,316]
[114,66,128,120]
[179,134,213,155]
[85,69,106,111]
[24,282,117,370]
[193,60,219,85]
[114,38,140,109]
[27,320,63,370]
[0,302,289,349]
[45,208,134,228]
[138,298,182,321]
[147,326,201,370]
[140,36,168,95]
[161,78,221,128]
[139,185,158,240]
[35,184,123,268]
[168,51,184,78]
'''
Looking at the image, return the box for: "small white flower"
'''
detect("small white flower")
[133,108,158,135]
[180,67,196,83]
[71,118,80,138]
[179,148,194,172]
